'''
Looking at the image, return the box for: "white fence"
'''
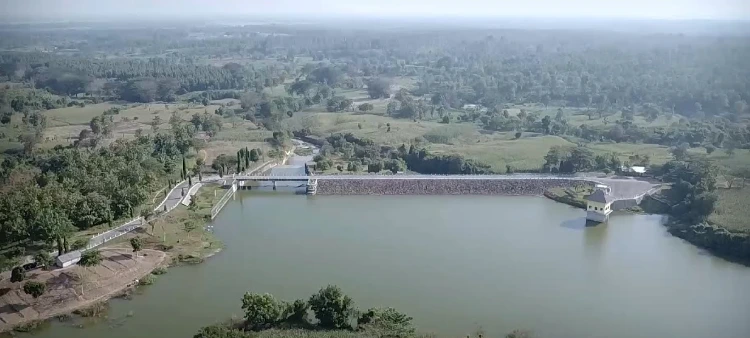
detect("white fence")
[210,183,237,220]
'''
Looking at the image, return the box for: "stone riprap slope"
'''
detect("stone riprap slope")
[316,178,593,195]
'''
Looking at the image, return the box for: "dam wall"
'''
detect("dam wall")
[316,178,594,196]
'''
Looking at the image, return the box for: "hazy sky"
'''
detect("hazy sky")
[1,0,749,21]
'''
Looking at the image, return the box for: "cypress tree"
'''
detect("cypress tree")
[237,151,241,173]
[182,156,187,180]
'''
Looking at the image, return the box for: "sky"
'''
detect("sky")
[1,0,749,21]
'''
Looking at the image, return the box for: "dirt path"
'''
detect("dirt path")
[0,248,166,332]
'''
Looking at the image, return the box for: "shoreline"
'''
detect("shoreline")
[2,152,292,333]
[0,249,167,333]
[666,222,750,267]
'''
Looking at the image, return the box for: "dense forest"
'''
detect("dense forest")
[2,25,749,113]
[2,25,749,151]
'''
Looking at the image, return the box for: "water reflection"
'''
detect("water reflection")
[559,217,587,230]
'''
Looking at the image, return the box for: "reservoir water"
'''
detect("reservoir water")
[22,193,750,338]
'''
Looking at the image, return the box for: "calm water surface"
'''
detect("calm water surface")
[25,193,750,338]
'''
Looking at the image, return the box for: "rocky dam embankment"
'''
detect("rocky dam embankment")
[315,178,593,195]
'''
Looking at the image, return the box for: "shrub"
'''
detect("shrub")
[241,293,285,330]
[73,302,109,317]
[23,281,46,298]
[11,266,25,282]
[138,274,156,286]
[357,307,415,338]
[34,251,54,270]
[71,238,89,251]
[309,285,355,330]
[152,267,168,275]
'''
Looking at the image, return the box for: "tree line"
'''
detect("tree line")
[0,127,193,259]
[194,285,415,338]
[0,53,287,102]
[313,133,493,175]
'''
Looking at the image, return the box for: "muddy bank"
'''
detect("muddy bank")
[316,178,593,195]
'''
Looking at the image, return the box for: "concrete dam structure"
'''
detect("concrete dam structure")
[219,173,658,223]
[314,177,591,195]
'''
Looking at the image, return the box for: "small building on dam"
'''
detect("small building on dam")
[586,185,614,222]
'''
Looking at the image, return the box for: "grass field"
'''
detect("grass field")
[430,135,575,171]
[512,104,681,129]
[9,95,750,176]
[709,187,750,234]
[109,185,224,265]
[44,103,121,126]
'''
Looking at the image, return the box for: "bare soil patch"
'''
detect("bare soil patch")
[0,248,165,332]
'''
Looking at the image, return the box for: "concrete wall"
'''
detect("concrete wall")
[586,210,609,222]
[611,198,638,211]
[316,178,593,195]
[181,183,203,206]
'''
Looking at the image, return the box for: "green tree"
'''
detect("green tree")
[569,146,595,172]
[32,207,75,256]
[541,115,552,133]
[309,285,355,330]
[141,208,156,234]
[23,281,46,299]
[77,250,102,296]
[130,237,143,258]
[189,193,200,211]
[151,116,162,132]
[192,165,203,183]
[366,78,391,99]
[386,101,398,116]
[347,162,361,172]
[368,161,383,173]
[34,251,54,270]
[725,142,736,157]
[358,103,375,112]
[11,266,25,283]
[671,143,690,161]
[241,292,285,331]
[357,307,415,338]
[544,146,568,171]
[386,158,407,174]
[79,250,102,266]
[184,221,198,239]
[249,149,260,162]
[285,299,309,324]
